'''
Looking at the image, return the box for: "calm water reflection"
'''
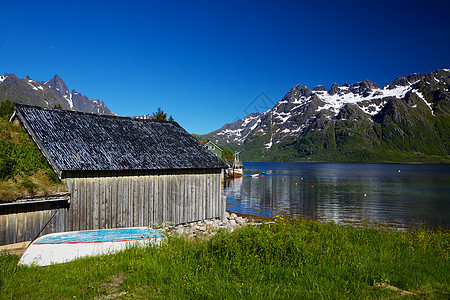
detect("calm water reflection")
[223,162,450,229]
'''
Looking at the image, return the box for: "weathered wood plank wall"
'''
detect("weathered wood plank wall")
[0,199,70,246]
[66,169,223,231]
[0,169,223,245]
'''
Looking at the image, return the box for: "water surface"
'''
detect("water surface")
[223,162,450,229]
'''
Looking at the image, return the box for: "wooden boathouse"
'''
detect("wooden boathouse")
[1,105,227,245]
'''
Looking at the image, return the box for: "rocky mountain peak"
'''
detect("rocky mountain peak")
[281,84,313,103]
[328,83,341,95]
[47,74,70,98]
[387,73,426,90]
[313,85,327,92]
[392,76,409,87]
[349,80,380,97]
[406,73,425,84]
[298,85,312,98]
[1,73,19,82]
[387,76,407,90]
[70,88,115,116]
[292,83,303,90]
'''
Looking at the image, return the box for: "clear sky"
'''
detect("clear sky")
[1,0,449,134]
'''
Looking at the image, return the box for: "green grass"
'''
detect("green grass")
[1,219,449,299]
[0,106,67,202]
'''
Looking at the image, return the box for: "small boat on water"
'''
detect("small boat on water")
[233,165,244,177]
[19,227,166,266]
[250,171,271,177]
[233,152,244,178]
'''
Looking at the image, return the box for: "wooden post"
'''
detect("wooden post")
[221,195,227,222]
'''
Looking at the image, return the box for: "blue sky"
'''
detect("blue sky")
[1,0,449,134]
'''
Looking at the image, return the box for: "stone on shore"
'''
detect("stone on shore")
[157,212,258,239]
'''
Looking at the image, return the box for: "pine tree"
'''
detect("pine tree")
[151,107,174,122]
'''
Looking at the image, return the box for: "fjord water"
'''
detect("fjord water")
[223,162,450,229]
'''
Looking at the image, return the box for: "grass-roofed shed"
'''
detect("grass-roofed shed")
[12,104,227,233]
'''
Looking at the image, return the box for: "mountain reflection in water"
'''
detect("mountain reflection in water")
[223,162,450,229]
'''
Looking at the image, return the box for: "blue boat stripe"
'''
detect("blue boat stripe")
[34,228,165,244]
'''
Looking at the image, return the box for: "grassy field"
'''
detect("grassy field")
[0,219,449,299]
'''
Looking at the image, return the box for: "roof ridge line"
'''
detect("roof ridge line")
[15,104,177,124]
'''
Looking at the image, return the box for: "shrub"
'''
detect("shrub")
[0,100,15,119]
[0,156,15,179]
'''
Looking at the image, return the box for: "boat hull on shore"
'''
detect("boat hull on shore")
[19,227,166,266]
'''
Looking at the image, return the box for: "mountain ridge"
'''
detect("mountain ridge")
[198,69,450,162]
[0,73,115,115]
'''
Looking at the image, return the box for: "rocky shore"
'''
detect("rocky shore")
[157,212,264,239]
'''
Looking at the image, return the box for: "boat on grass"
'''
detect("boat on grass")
[19,227,166,266]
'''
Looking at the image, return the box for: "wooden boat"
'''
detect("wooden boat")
[18,227,166,266]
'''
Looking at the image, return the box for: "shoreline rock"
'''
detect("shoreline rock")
[156,211,263,239]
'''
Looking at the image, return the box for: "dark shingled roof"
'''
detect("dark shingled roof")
[14,105,227,177]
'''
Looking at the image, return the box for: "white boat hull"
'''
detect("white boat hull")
[19,227,166,266]
[233,167,243,177]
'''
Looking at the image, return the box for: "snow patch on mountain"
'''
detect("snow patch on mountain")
[317,83,414,116]
[0,75,7,84]
[249,119,261,131]
[413,89,435,116]
[216,113,263,143]
[217,128,243,137]
[242,114,258,127]
[27,79,44,91]
[265,140,273,149]
[275,112,290,123]
[64,94,73,108]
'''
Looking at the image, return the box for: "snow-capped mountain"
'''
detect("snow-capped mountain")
[0,73,115,115]
[45,75,115,115]
[203,69,450,162]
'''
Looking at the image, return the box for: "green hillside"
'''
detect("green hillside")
[0,101,67,202]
